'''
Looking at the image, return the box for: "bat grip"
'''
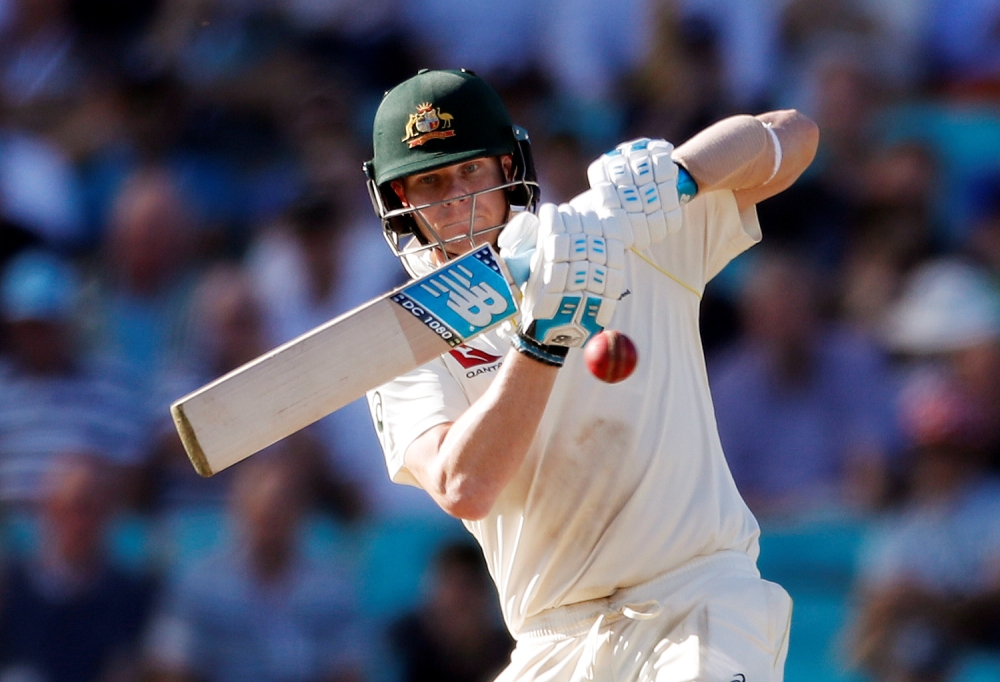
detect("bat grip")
[677,166,698,203]
[503,167,698,287]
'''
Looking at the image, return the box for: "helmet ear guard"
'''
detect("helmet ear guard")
[506,125,540,210]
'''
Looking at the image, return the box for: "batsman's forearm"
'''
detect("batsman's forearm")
[419,350,558,520]
[671,110,818,195]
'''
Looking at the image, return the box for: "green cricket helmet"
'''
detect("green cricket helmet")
[363,69,539,261]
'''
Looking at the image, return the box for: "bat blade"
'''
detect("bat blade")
[172,244,517,476]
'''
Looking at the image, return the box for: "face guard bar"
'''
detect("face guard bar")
[370,178,539,262]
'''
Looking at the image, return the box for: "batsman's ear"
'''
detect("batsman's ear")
[390,180,409,206]
[501,154,514,181]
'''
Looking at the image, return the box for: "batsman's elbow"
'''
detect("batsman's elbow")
[735,110,820,210]
[403,424,504,520]
[435,476,498,520]
[773,109,820,176]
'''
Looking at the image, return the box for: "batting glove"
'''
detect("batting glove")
[499,203,626,365]
[587,138,685,250]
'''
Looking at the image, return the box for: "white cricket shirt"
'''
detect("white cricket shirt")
[367,190,762,635]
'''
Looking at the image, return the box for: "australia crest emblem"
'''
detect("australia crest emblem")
[403,102,455,148]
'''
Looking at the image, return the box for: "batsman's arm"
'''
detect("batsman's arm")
[671,109,819,212]
[402,350,557,520]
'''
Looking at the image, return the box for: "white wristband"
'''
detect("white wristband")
[762,121,782,183]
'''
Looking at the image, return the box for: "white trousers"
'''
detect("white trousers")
[496,552,792,682]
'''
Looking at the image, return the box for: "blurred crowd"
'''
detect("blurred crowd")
[1,0,1000,680]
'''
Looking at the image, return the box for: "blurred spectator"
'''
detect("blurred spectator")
[248,193,355,346]
[283,87,368,197]
[0,126,86,249]
[388,542,513,682]
[281,0,396,47]
[967,172,1000,277]
[85,167,201,381]
[280,0,415,95]
[676,0,783,109]
[0,453,156,682]
[0,0,85,119]
[857,0,934,90]
[69,0,159,79]
[710,250,897,518]
[246,191,431,519]
[538,0,651,145]
[143,262,270,513]
[398,0,541,87]
[875,105,1000,248]
[0,216,41,272]
[626,9,729,145]
[849,370,1000,682]
[801,44,885,201]
[146,263,362,519]
[883,259,1000,357]
[883,259,1000,460]
[145,454,364,682]
[750,44,887,273]
[925,0,1000,93]
[140,0,278,91]
[0,248,146,508]
[840,141,940,332]
[533,133,589,205]
[776,1,910,105]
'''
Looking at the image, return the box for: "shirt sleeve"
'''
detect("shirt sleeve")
[642,190,761,296]
[366,358,471,489]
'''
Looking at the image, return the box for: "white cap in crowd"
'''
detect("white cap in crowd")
[884,259,1000,354]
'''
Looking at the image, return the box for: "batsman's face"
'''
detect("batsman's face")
[392,155,512,262]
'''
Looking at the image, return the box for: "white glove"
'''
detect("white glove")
[587,138,684,250]
[510,202,626,352]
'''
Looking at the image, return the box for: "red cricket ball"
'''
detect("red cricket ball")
[583,330,638,384]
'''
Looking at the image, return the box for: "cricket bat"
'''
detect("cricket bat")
[172,245,520,476]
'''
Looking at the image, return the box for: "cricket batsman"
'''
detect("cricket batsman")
[364,69,819,681]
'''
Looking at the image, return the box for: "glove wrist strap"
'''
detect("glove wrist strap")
[511,332,568,368]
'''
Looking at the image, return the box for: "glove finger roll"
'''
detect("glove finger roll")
[628,212,651,250]
[559,204,584,234]
[646,210,668,243]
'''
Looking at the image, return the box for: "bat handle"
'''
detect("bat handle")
[503,167,698,287]
[676,166,698,203]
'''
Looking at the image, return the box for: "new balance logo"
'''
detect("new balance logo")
[396,245,516,345]
[419,263,510,327]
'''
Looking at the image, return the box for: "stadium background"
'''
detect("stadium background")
[1,0,1000,680]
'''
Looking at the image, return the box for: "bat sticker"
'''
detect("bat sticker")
[393,245,517,344]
